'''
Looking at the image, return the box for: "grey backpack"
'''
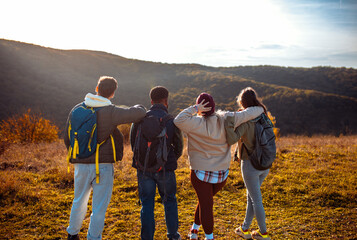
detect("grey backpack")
[243,114,276,170]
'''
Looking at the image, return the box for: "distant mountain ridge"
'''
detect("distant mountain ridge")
[0,39,356,135]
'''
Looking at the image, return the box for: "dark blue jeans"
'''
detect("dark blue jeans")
[137,170,180,240]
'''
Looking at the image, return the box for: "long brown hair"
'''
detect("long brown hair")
[237,87,267,114]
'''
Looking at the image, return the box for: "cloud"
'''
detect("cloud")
[254,44,286,50]
[276,0,357,27]
[204,48,228,54]
[330,51,357,61]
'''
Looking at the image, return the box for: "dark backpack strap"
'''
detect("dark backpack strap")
[160,114,174,124]
[159,113,173,153]
[142,141,152,174]
[160,114,173,203]
[133,124,142,168]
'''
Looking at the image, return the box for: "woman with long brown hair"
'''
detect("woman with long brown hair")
[225,87,272,240]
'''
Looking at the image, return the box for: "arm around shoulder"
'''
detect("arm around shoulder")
[112,104,146,125]
[233,106,263,128]
[224,116,249,145]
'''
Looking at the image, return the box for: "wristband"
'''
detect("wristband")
[194,105,198,112]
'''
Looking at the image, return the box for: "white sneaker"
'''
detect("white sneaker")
[188,229,198,240]
[235,226,252,239]
[251,230,270,240]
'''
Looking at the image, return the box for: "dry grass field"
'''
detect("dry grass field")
[0,136,356,239]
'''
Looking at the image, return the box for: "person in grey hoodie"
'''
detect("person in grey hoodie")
[64,76,146,240]
[173,92,263,240]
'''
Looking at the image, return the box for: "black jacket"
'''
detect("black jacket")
[130,104,183,171]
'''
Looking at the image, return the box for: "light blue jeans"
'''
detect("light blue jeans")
[67,163,114,240]
[241,159,269,233]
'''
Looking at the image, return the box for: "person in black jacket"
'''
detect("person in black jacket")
[64,76,146,240]
[130,86,183,240]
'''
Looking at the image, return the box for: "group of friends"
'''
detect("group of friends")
[64,76,271,240]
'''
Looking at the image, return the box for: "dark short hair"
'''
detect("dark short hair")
[150,86,169,103]
[97,76,118,98]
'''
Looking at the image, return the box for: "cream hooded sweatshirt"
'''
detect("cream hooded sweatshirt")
[174,106,263,171]
[84,93,112,107]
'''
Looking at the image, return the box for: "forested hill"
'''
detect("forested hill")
[0,39,356,135]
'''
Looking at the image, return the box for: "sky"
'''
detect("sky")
[1,0,357,68]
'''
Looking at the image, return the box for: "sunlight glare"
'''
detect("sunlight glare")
[1,0,300,65]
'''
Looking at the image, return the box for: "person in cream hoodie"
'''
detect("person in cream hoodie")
[64,76,146,240]
[173,92,263,240]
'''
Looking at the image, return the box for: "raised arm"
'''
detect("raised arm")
[173,100,212,133]
[173,106,202,133]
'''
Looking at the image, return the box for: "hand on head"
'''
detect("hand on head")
[196,100,212,116]
[196,92,215,116]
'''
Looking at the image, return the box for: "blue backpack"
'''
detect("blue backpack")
[68,103,100,159]
[66,102,116,183]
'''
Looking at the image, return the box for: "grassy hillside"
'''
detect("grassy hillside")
[0,136,356,239]
[1,39,357,135]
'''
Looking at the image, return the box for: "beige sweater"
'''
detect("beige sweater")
[173,106,263,171]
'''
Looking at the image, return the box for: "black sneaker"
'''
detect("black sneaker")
[169,234,182,240]
[67,233,79,240]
